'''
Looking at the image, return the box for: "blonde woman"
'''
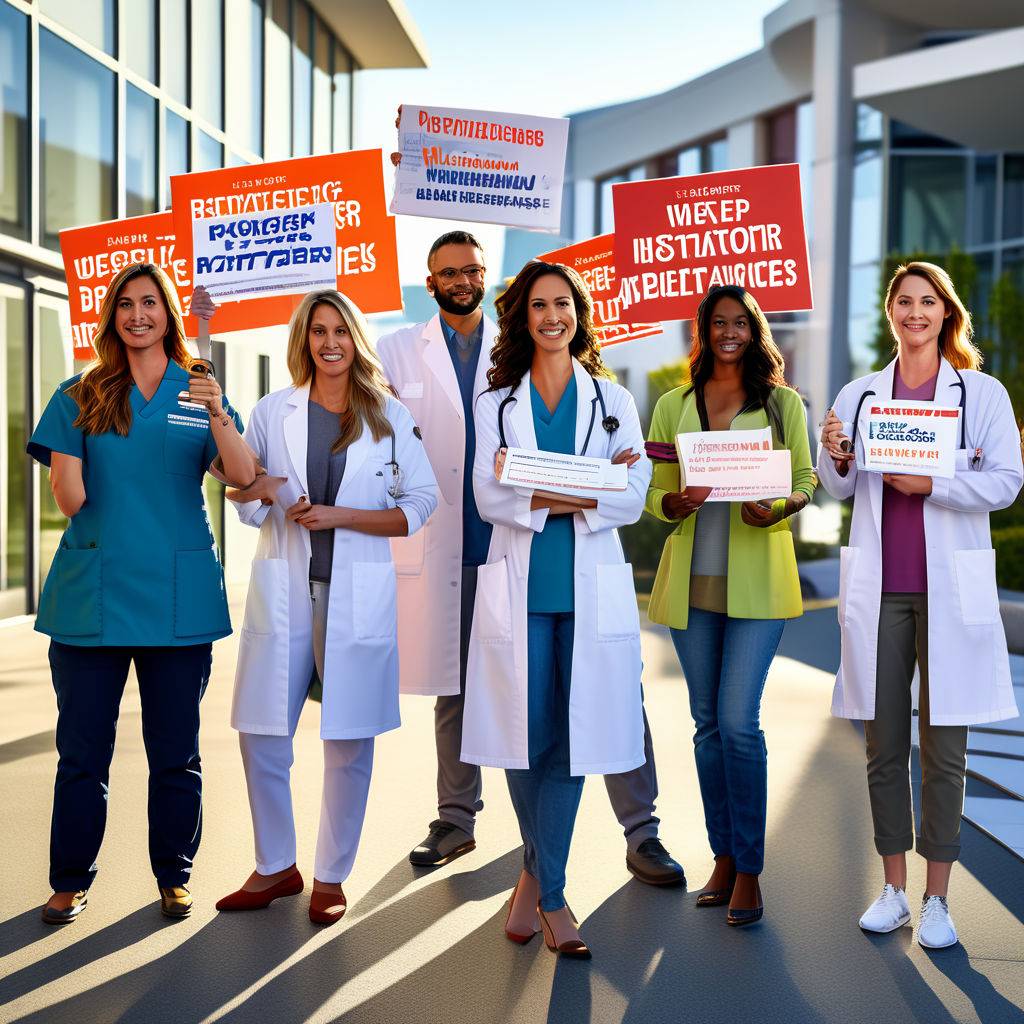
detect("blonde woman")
[27,264,255,924]
[820,262,1022,948]
[216,289,437,925]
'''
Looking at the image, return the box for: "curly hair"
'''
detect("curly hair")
[487,261,610,392]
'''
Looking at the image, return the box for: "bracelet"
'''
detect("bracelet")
[771,498,788,519]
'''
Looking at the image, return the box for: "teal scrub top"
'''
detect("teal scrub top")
[527,376,576,614]
[27,361,243,647]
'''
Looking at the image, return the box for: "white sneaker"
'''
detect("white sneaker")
[859,883,911,932]
[917,895,958,949]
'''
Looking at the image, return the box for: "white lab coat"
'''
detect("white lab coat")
[818,357,1022,726]
[461,358,651,775]
[376,313,497,697]
[229,384,437,739]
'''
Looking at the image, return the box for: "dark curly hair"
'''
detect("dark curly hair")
[487,261,611,392]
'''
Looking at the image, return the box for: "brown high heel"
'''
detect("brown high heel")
[537,904,592,960]
[504,874,540,944]
[696,855,737,908]
[726,873,764,927]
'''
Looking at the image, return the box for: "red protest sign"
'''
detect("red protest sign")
[59,211,189,360]
[611,163,811,322]
[538,234,662,348]
[171,150,401,335]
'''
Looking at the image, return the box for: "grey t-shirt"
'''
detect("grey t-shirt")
[307,399,347,583]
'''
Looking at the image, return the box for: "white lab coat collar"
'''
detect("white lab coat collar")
[282,383,311,497]
[505,357,595,455]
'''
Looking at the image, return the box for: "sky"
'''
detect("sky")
[354,0,783,285]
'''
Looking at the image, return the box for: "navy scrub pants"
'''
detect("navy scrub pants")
[48,641,212,892]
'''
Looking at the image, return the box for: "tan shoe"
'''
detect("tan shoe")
[159,886,193,918]
[41,890,88,925]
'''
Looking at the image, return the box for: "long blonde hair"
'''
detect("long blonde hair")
[68,263,192,435]
[285,289,392,451]
[884,261,982,371]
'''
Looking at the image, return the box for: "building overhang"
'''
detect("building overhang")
[311,0,429,69]
[853,26,1024,150]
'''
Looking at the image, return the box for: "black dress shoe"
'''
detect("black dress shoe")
[409,820,476,867]
[41,891,88,925]
[626,838,686,887]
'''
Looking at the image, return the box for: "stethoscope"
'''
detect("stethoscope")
[385,432,403,499]
[497,376,619,454]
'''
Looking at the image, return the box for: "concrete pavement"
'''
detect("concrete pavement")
[0,601,1022,1024]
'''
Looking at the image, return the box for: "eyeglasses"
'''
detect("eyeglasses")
[435,265,485,283]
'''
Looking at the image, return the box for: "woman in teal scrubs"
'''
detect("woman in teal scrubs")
[27,263,256,924]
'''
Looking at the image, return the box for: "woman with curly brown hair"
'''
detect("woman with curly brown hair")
[461,261,651,958]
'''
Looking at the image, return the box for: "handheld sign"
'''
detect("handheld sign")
[861,400,960,478]
[391,104,569,232]
[677,428,792,501]
[499,448,628,495]
[539,234,661,348]
[171,150,401,335]
[612,163,812,322]
[60,212,188,360]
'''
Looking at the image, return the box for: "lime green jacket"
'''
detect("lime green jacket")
[644,385,816,629]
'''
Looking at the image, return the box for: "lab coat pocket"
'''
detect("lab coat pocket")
[164,415,209,477]
[37,545,102,636]
[242,558,289,635]
[596,563,640,640]
[174,548,231,637]
[392,528,426,577]
[353,561,397,641]
[953,548,1000,626]
[838,546,858,626]
[474,558,513,643]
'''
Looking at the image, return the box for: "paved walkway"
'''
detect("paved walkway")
[0,605,1021,1024]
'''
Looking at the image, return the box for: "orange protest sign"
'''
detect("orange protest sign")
[59,211,189,360]
[170,150,401,335]
[538,234,662,348]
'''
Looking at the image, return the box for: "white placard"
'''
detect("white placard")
[191,201,337,301]
[390,105,569,231]
[677,428,792,501]
[499,448,627,495]
[861,399,960,479]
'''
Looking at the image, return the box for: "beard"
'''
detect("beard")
[432,283,484,316]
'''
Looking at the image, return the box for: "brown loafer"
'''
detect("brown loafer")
[41,890,88,925]
[159,886,193,918]
[216,869,304,911]
[309,887,347,926]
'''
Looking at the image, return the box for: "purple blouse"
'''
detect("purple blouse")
[880,363,937,594]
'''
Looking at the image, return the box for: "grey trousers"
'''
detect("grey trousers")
[436,567,661,850]
[865,593,969,863]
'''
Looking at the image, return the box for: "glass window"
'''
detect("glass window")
[677,147,700,176]
[890,119,958,150]
[165,109,190,204]
[161,0,189,106]
[120,0,156,82]
[767,107,796,165]
[192,0,224,130]
[0,3,29,239]
[704,138,728,173]
[313,20,332,154]
[855,104,883,145]
[195,131,224,172]
[849,151,883,265]
[332,42,352,151]
[598,174,625,232]
[258,353,270,398]
[889,155,966,253]
[225,0,263,156]
[0,288,27,617]
[1003,156,1024,242]
[126,84,158,217]
[40,0,114,55]
[292,0,312,157]
[40,30,115,249]
[969,155,997,247]
[265,0,291,160]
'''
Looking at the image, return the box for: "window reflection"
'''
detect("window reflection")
[165,109,190,205]
[265,0,291,160]
[0,3,29,238]
[126,85,158,217]
[889,155,966,253]
[1003,156,1024,242]
[292,0,313,157]
[313,19,332,154]
[161,0,189,106]
[120,0,156,82]
[1,290,27,617]
[192,0,224,131]
[196,131,224,172]
[225,0,263,156]
[333,44,352,152]
[40,0,114,56]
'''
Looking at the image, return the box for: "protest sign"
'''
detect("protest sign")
[391,104,569,231]
[860,399,960,478]
[499,448,628,495]
[59,211,188,360]
[612,163,812,322]
[171,150,401,334]
[539,234,661,347]
[677,428,792,501]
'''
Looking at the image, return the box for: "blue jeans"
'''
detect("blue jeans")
[670,610,784,875]
[504,612,584,912]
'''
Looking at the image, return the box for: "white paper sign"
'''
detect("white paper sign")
[390,105,569,231]
[191,201,337,301]
[677,428,792,501]
[861,399,960,479]
[499,448,627,495]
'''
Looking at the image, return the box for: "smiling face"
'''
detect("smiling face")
[307,301,355,379]
[707,296,752,367]
[888,273,949,354]
[114,274,169,353]
[526,273,577,355]
[427,242,486,316]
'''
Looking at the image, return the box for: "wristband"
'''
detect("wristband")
[771,498,788,520]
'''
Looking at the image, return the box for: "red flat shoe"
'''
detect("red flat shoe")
[309,887,347,926]
[504,874,540,944]
[216,870,304,911]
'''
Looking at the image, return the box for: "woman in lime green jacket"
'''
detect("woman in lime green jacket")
[644,285,815,927]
